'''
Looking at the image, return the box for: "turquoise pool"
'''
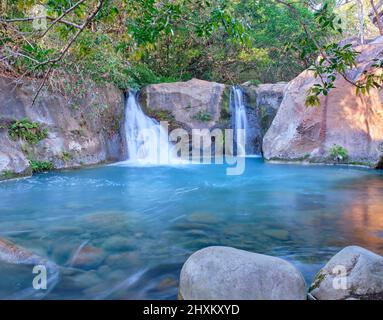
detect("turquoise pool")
[1,158,383,299]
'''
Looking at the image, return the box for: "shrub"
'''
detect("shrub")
[1,170,13,178]
[60,151,73,162]
[195,110,212,122]
[29,160,54,173]
[329,145,349,162]
[8,119,48,144]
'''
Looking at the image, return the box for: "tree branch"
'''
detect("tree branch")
[31,0,105,106]
[370,0,383,35]
[0,16,82,30]
[274,0,358,88]
[41,0,86,37]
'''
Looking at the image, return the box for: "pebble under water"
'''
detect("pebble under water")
[1,158,383,299]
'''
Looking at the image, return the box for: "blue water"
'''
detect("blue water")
[1,158,383,299]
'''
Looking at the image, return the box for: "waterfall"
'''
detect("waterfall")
[123,91,179,165]
[230,86,247,156]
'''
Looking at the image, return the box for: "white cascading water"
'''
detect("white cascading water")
[230,86,247,156]
[123,91,179,165]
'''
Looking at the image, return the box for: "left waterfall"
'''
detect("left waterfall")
[123,91,179,165]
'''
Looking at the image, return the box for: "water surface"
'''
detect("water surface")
[1,158,383,299]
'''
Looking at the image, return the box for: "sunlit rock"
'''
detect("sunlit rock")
[263,37,383,167]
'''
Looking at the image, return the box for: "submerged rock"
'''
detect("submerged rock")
[102,235,136,251]
[0,238,59,299]
[179,246,306,300]
[187,212,220,224]
[309,246,383,300]
[68,244,106,270]
[263,229,290,241]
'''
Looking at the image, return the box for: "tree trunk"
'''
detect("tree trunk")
[357,0,365,43]
[369,0,383,35]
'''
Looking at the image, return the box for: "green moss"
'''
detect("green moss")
[329,145,349,162]
[1,170,14,179]
[8,118,48,144]
[60,151,73,162]
[309,272,326,292]
[220,87,231,121]
[194,110,212,122]
[145,109,181,131]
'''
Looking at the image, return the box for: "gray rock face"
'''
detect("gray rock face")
[140,79,286,156]
[242,83,286,155]
[179,246,307,300]
[139,78,227,131]
[0,75,125,180]
[309,246,383,300]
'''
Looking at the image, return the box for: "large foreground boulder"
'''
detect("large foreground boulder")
[179,246,307,300]
[263,37,383,168]
[309,246,383,300]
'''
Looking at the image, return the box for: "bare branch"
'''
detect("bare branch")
[370,0,383,35]
[31,0,105,106]
[41,0,87,37]
[0,16,82,30]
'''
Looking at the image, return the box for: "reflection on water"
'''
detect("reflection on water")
[0,159,383,299]
[338,176,383,252]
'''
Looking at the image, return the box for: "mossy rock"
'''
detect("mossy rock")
[220,86,231,122]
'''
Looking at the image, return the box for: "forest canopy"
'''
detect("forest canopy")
[0,0,382,103]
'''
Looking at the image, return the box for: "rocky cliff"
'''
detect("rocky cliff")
[0,76,286,182]
[139,78,286,155]
[0,75,125,181]
[263,38,383,168]
[242,83,287,155]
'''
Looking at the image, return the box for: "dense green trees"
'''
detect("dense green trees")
[0,1,322,88]
[1,0,383,105]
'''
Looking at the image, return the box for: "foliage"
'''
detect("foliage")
[279,1,383,107]
[1,170,14,179]
[29,159,54,173]
[329,144,349,161]
[0,0,329,89]
[8,119,48,144]
[60,151,73,162]
[195,110,213,122]
[1,0,383,104]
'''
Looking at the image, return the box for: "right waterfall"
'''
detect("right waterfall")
[230,86,248,156]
